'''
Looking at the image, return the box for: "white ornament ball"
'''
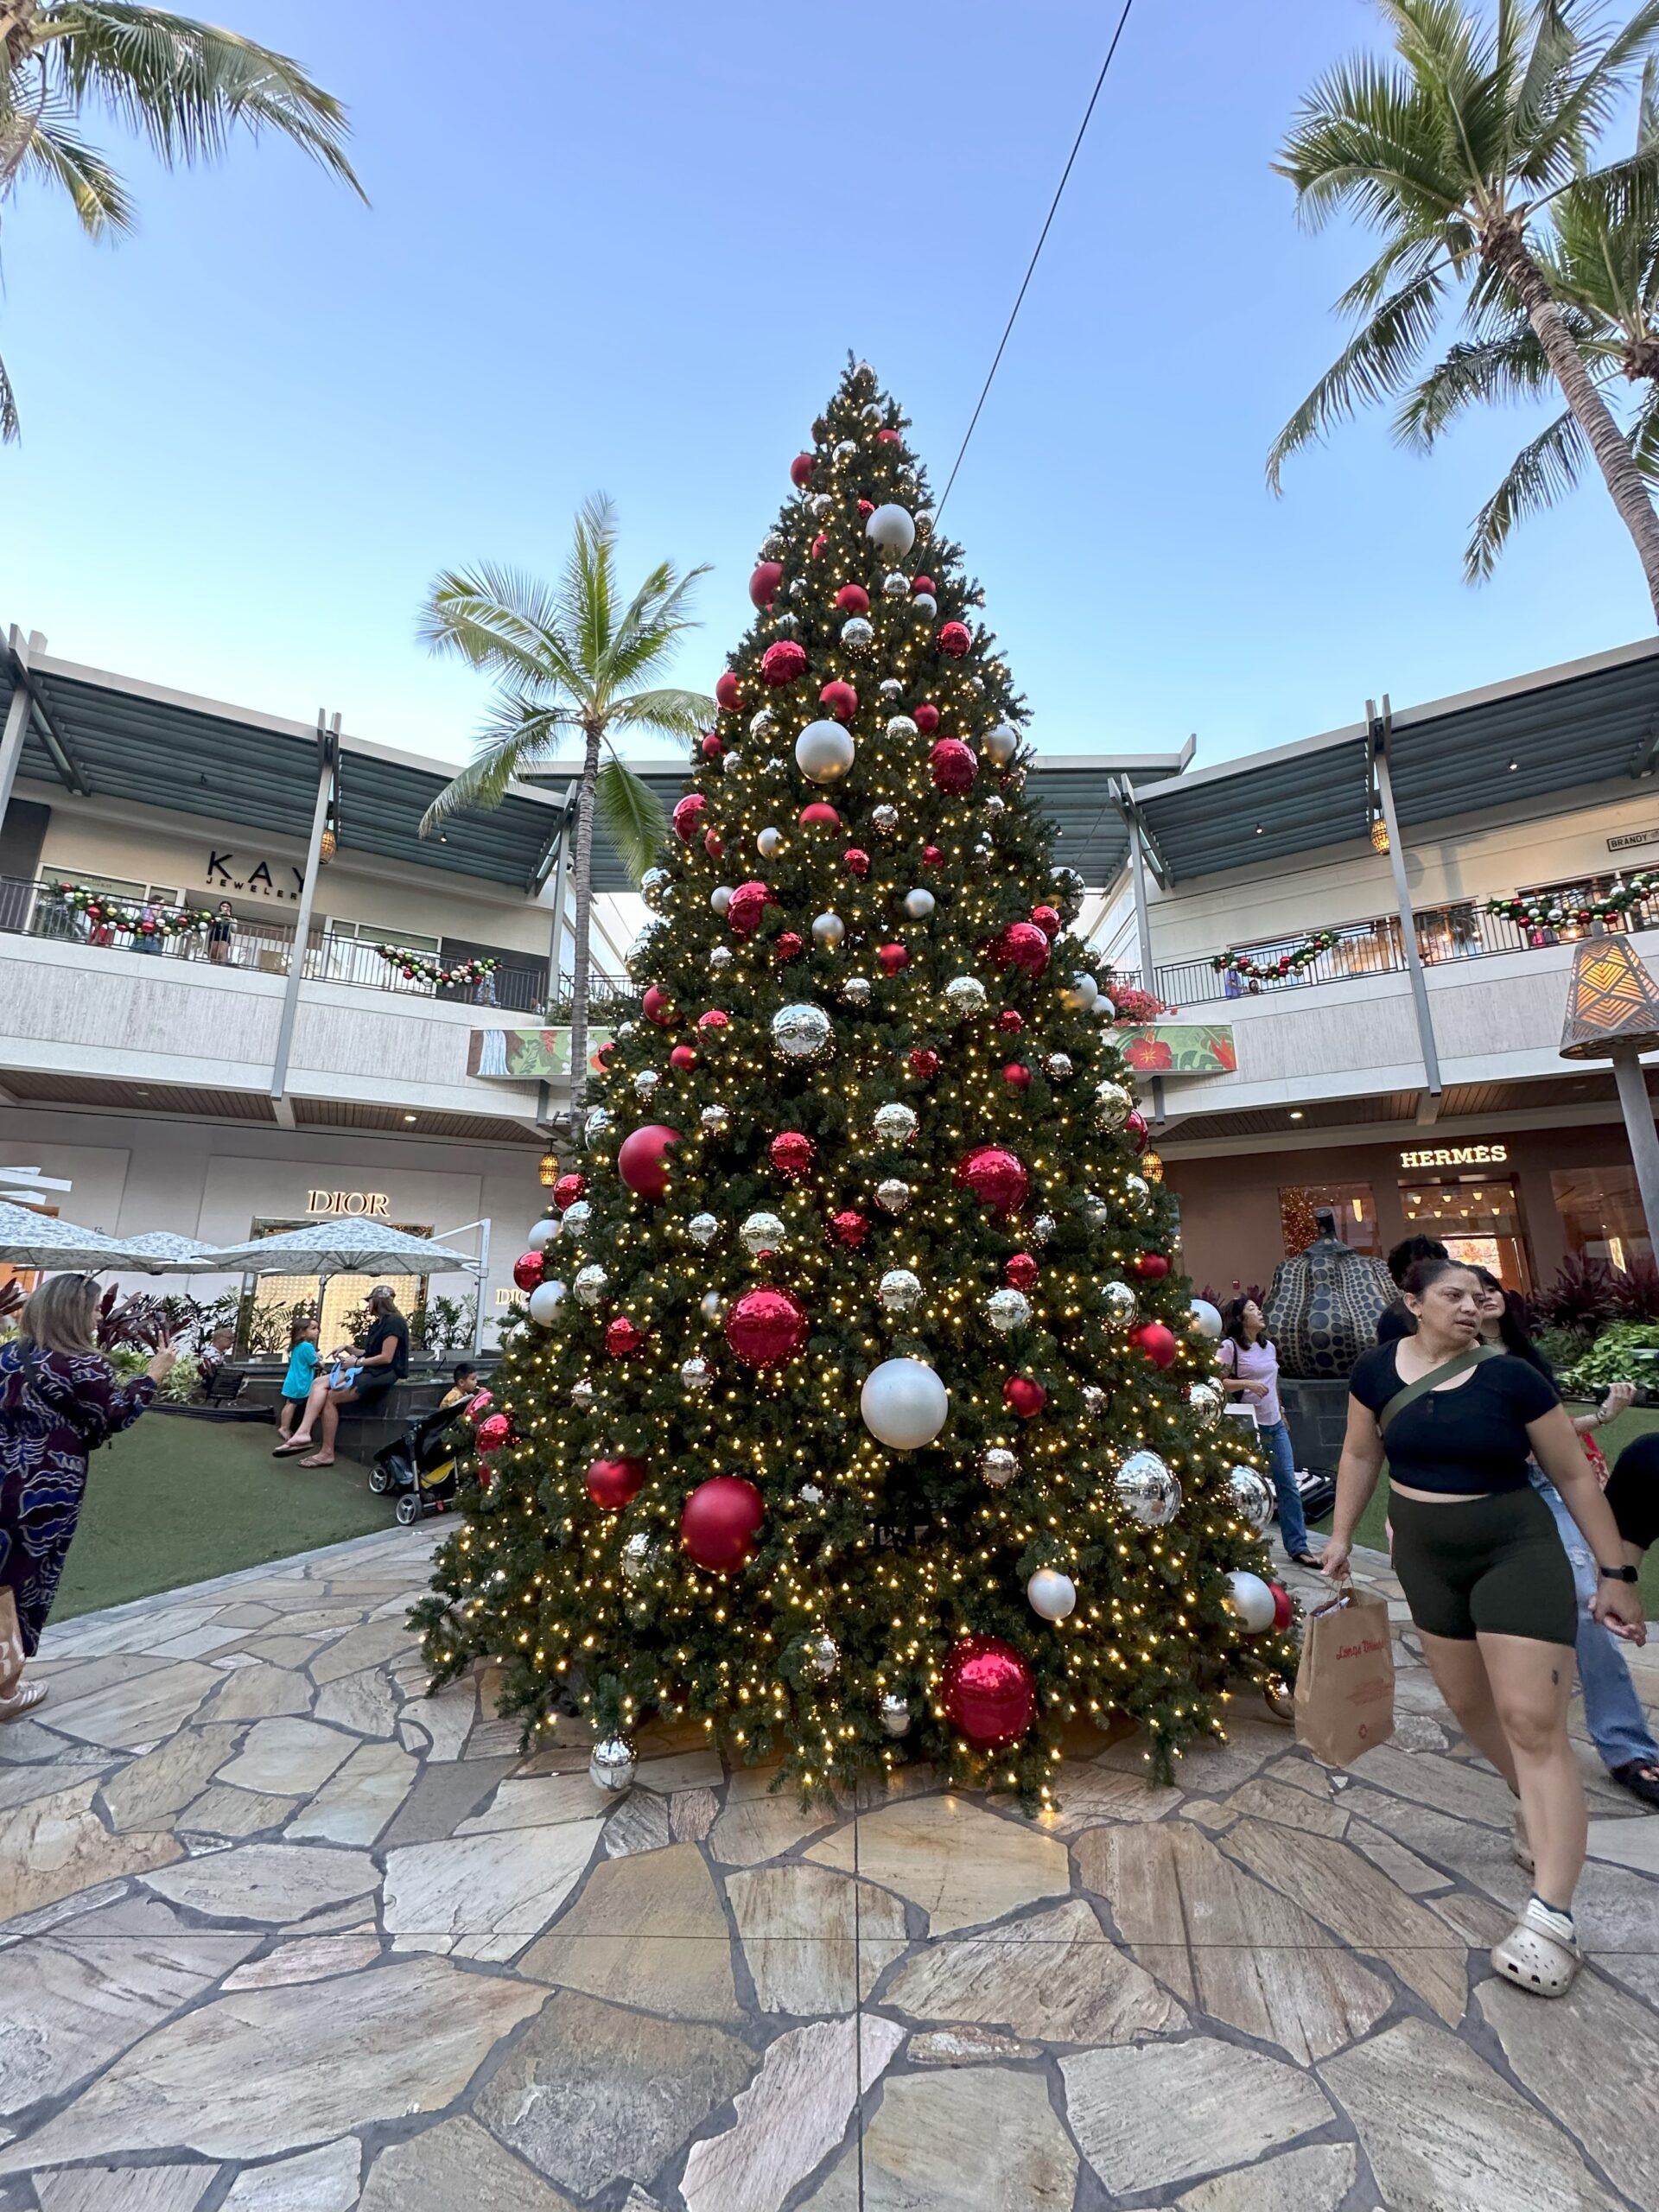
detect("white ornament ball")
[840,615,874,653]
[912,592,938,619]
[772,1002,833,1059]
[757,825,784,859]
[588,1735,636,1793]
[700,1290,726,1322]
[880,1692,912,1737]
[875,1177,912,1214]
[987,1288,1033,1333]
[573,1263,608,1306]
[1115,1449,1182,1527]
[1091,994,1117,1020]
[983,721,1020,766]
[1095,1081,1134,1131]
[527,1217,558,1251]
[527,1280,566,1325]
[1228,1465,1274,1535]
[740,1210,786,1257]
[902,887,936,920]
[874,1101,918,1147]
[710,886,734,916]
[680,1355,714,1395]
[865,502,917,555]
[1189,1298,1223,1340]
[811,911,846,949]
[1225,1570,1278,1633]
[796,719,856,785]
[1027,1567,1077,1622]
[687,1211,719,1249]
[879,1268,923,1316]
[860,1357,948,1449]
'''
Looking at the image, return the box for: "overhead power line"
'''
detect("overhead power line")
[935,0,1138,523]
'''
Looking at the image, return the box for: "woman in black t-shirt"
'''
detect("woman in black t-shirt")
[1325,1256,1644,2000]
[275,1287,410,1469]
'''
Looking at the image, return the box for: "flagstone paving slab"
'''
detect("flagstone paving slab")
[213,1719,353,1797]
[98,1726,240,1830]
[358,2119,581,2212]
[453,1770,613,1834]
[1479,1968,1659,2210]
[141,1842,378,1924]
[0,1778,181,1923]
[802,2065,1077,2211]
[33,2165,216,2211]
[310,1666,399,1738]
[200,1663,315,1725]
[218,2137,359,2210]
[175,1783,299,1839]
[220,1932,384,1989]
[680,2013,906,2212]
[727,1860,907,2013]
[43,1662,220,1751]
[520,1842,742,2019]
[382,1820,602,1958]
[378,1752,516,1847]
[307,1619,416,1686]
[1060,2036,1335,2196]
[807,1794,1070,1933]
[1171,2142,1357,2212]
[881,1895,1183,2043]
[604,1787,673,1857]
[285,1739,415,1846]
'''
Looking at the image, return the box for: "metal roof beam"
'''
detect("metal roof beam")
[5,632,88,795]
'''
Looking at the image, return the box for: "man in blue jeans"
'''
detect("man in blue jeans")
[1532,1465,1659,1804]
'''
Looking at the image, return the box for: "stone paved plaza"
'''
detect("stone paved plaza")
[2,1526,1657,2211]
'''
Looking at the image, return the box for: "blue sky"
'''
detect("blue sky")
[2,0,1654,779]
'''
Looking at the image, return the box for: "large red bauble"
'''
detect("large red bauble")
[938,621,972,658]
[830,1209,868,1249]
[605,1315,646,1357]
[941,1635,1035,1748]
[1005,1252,1039,1290]
[820,678,858,723]
[475,1412,511,1454]
[922,844,944,868]
[617,1123,682,1201]
[775,931,804,963]
[877,428,899,444]
[512,1250,545,1292]
[594,1040,615,1067]
[725,1286,810,1369]
[913,702,940,734]
[930,738,977,793]
[1002,1063,1031,1090]
[715,672,741,712]
[1270,1582,1295,1632]
[1132,1251,1171,1281]
[749,561,784,611]
[643,984,678,1027]
[761,639,807,688]
[996,1008,1025,1034]
[1003,1376,1047,1418]
[912,575,936,596]
[811,532,828,557]
[700,732,724,760]
[704,830,723,859]
[1130,1320,1179,1370]
[834,583,870,613]
[957,1145,1029,1215]
[670,1045,698,1072]
[1124,1109,1148,1155]
[697,1008,730,1033]
[877,943,910,975]
[798,803,842,830]
[586,1456,645,1510]
[790,453,817,488]
[553,1173,586,1210]
[908,1046,940,1079]
[682,1475,766,1573]
[1030,905,1061,939]
[672,794,708,842]
[769,1129,816,1179]
[465,1389,493,1420]
[843,847,870,879]
[993,922,1051,976]
[857,498,874,516]
[728,880,772,937]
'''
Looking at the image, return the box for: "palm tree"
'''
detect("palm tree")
[0,0,360,442]
[1399,66,1659,576]
[419,495,713,1122]
[1268,0,1659,621]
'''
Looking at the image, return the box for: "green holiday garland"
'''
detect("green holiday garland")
[1211,927,1341,982]
[52,881,213,938]
[1485,874,1657,931]
[375,943,499,988]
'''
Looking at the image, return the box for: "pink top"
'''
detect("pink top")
[1216,1334,1281,1426]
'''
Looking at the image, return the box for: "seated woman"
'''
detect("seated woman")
[274,1287,410,1467]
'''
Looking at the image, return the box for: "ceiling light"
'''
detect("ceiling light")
[403,1113,417,1123]
[1288,1109,1303,1120]
[1508,760,1519,772]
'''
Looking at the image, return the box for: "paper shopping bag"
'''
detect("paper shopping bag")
[1293,1588,1395,1765]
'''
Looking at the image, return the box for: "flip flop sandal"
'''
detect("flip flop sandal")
[0,1680,48,1722]
[1514,1810,1535,1873]
[271,1440,311,1458]
[1492,1898,1580,1997]
[1611,1761,1659,1808]
[1288,1551,1325,1569]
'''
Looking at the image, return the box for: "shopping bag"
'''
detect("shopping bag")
[1293,1587,1395,1765]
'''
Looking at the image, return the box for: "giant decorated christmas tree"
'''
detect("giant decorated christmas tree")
[417,360,1294,1802]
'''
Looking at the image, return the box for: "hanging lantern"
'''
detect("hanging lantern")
[318,826,338,864]
[537,1150,560,1188]
[1370,817,1390,855]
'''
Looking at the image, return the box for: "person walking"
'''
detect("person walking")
[1376,1233,1448,1345]
[0,1274,175,1720]
[1325,1256,1646,1996]
[274,1285,410,1467]
[277,1316,321,1442]
[1216,1295,1322,1568]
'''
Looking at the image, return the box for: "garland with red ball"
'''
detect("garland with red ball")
[374,944,499,988]
[1211,929,1340,983]
[52,880,214,938]
[1486,874,1657,932]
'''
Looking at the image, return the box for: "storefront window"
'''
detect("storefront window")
[1401,1177,1530,1292]
[1550,1166,1652,1271]
[1279,1185,1380,1256]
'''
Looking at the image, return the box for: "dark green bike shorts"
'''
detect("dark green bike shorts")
[1388,1484,1576,1647]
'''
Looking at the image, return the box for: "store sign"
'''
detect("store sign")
[306,1189,391,1217]
[206,849,305,900]
[1608,829,1659,854]
[1399,1144,1509,1169]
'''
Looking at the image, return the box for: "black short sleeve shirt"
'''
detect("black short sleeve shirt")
[365,1314,410,1379]
[1349,1344,1558,1495]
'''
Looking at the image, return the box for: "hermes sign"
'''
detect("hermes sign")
[306,1190,391,1217]
[1398,1144,1509,1169]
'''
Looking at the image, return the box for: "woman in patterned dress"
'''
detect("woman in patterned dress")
[0,1274,175,1719]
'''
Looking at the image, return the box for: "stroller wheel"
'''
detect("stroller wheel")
[395,1493,421,1526]
[368,1465,391,1494]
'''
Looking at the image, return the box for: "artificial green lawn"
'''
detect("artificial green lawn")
[51,1413,388,1623]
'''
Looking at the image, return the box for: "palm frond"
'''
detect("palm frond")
[607,686,717,741]
[559,492,618,687]
[418,564,587,700]
[1631,380,1659,473]
[1275,53,1466,234]
[0,345,18,442]
[1524,0,1659,180]
[1395,326,1562,448]
[1464,404,1589,578]
[417,699,579,836]
[593,758,668,884]
[13,107,132,231]
[1268,263,1446,489]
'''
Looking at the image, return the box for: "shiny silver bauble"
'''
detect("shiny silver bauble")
[1115,1450,1182,1527]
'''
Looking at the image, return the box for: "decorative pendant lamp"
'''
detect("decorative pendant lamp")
[1560,925,1659,1245]
[538,1149,560,1188]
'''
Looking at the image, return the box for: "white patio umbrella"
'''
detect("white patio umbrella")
[194,1218,478,1275]
[114,1230,219,1268]
[0,1199,162,1274]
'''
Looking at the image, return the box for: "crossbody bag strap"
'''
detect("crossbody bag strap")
[1377,1343,1503,1436]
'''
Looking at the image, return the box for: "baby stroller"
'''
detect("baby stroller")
[370,1402,461,1526]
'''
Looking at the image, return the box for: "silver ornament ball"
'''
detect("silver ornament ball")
[632,1069,661,1099]
[584,1106,613,1144]
[1229,1465,1275,1535]
[1095,1081,1134,1131]
[570,1376,596,1409]
[885,714,918,741]
[882,570,911,598]
[573,1263,609,1307]
[740,1210,786,1257]
[980,1445,1020,1489]
[879,1268,923,1315]
[841,615,874,653]
[988,1287,1033,1333]
[709,944,734,971]
[805,1632,840,1681]
[879,677,904,699]
[1115,1450,1182,1528]
[701,1103,730,1135]
[912,592,938,619]
[700,1290,726,1322]
[875,1177,912,1214]
[756,825,784,859]
[680,1355,714,1395]
[687,1211,720,1249]
[748,708,776,738]
[588,1735,636,1794]
[640,867,671,909]
[1042,1052,1073,1081]
[872,803,900,836]
[1188,1379,1224,1429]
[772,1002,833,1060]
[944,975,988,1017]
[561,1199,593,1240]
[874,1101,918,1147]
[1102,1280,1139,1327]
[880,1693,912,1737]
[621,1531,655,1584]
[840,976,873,1006]
[1030,1213,1057,1247]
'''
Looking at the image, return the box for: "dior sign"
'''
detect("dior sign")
[306,1190,391,1217]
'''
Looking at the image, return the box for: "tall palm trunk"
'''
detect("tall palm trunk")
[1493,232,1659,623]
[566,715,604,1135]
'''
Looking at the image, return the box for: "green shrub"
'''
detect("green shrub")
[1561,1321,1659,1395]
[1535,1325,1593,1376]
[158,1354,201,1402]
[110,1346,152,1382]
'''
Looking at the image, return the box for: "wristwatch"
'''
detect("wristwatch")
[1599,1564,1640,1583]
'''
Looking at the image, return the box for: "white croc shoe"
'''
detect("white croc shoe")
[1492,1898,1580,1998]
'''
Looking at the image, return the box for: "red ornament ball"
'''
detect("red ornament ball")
[922,844,944,868]
[586,1456,645,1510]
[790,453,817,488]
[1124,1109,1148,1156]
[996,1008,1025,1034]
[877,428,900,443]
[908,1046,940,1080]
[830,1208,869,1249]
[761,639,807,688]
[672,794,708,843]
[1002,1062,1031,1090]
[843,847,870,879]
[877,943,911,975]
[769,1130,816,1179]
[834,583,870,614]
[775,931,804,963]
[703,830,723,860]
[749,561,783,611]
[669,1044,698,1072]
[1271,1582,1295,1632]
[725,1286,810,1369]
[938,620,971,658]
[820,678,858,722]
[700,732,725,760]
[857,498,874,516]
[475,1412,511,1455]
[696,1007,730,1033]
[465,1389,493,1421]
[553,1173,586,1210]
[728,880,772,937]
[930,738,978,794]
[1131,1251,1170,1281]
[993,922,1051,977]
[941,1635,1035,1748]
[913,702,940,734]
[1002,1376,1047,1419]
[798,802,842,830]
[811,532,828,557]
[1030,905,1061,939]
[594,1040,615,1067]
[1130,1320,1179,1370]
[682,1475,766,1573]
[957,1145,1029,1215]
[512,1250,545,1292]
[912,575,936,596]
[617,1123,682,1201]
[605,1315,647,1357]
[643,986,678,1027]
[1005,1252,1039,1291]
[715,672,741,712]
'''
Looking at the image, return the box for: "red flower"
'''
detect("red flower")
[1123,1035,1173,1071]
[1211,1034,1237,1073]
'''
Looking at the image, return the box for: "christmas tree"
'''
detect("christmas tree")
[416,359,1294,1803]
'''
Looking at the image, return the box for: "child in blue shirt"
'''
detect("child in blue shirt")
[278,1319,321,1441]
